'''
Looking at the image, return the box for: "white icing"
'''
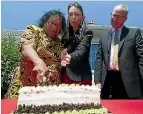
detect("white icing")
[18,85,101,106]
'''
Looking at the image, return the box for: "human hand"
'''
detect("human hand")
[64,54,71,64]
[61,54,71,67]
[61,60,67,67]
[33,59,48,84]
[61,48,67,60]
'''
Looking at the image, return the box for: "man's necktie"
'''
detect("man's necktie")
[113,31,119,70]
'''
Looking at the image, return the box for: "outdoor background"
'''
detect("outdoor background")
[1,1,143,98]
[2,1,143,29]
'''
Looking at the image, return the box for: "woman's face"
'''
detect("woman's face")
[68,6,84,28]
[44,15,62,39]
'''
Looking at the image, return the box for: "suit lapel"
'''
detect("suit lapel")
[118,26,129,56]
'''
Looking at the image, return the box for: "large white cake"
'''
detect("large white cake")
[18,84,101,106]
[13,84,109,114]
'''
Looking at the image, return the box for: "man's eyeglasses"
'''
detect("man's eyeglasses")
[111,13,126,20]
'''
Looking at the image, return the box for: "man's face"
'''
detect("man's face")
[111,6,127,30]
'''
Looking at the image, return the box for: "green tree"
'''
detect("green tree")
[1,37,21,98]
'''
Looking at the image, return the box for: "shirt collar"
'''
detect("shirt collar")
[112,26,123,34]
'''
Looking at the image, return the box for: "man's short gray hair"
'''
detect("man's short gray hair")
[114,4,129,16]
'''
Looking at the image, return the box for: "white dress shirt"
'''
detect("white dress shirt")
[108,26,123,70]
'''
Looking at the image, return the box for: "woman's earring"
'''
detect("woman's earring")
[80,21,82,26]
[67,20,70,27]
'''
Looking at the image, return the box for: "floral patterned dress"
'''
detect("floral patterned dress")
[5,25,64,99]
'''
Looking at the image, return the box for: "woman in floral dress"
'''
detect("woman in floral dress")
[5,10,66,99]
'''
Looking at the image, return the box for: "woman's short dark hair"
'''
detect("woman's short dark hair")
[68,2,84,16]
[38,10,66,35]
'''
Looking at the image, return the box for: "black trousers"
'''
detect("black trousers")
[101,70,129,99]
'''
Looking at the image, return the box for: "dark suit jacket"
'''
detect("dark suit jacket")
[63,30,93,81]
[94,26,143,98]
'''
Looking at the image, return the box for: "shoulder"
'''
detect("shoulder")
[123,26,141,33]
[100,28,112,39]
[24,25,42,33]
[21,25,43,40]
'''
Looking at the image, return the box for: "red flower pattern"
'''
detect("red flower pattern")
[49,76,55,82]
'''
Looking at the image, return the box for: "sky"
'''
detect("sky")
[1,1,143,30]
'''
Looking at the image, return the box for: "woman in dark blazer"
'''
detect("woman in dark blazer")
[61,2,93,85]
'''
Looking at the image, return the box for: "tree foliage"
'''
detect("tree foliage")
[1,37,21,98]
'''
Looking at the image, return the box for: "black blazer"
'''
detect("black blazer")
[94,26,143,98]
[62,30,93,81]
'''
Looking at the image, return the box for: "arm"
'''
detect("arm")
[94,38,103,85]
[22,45,42,64]
[20,25,47,83]
[135,29,143,82]
[68,30,93,66]
[22,45,47,83]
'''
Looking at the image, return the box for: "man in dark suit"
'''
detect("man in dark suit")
[94,4,143,99]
